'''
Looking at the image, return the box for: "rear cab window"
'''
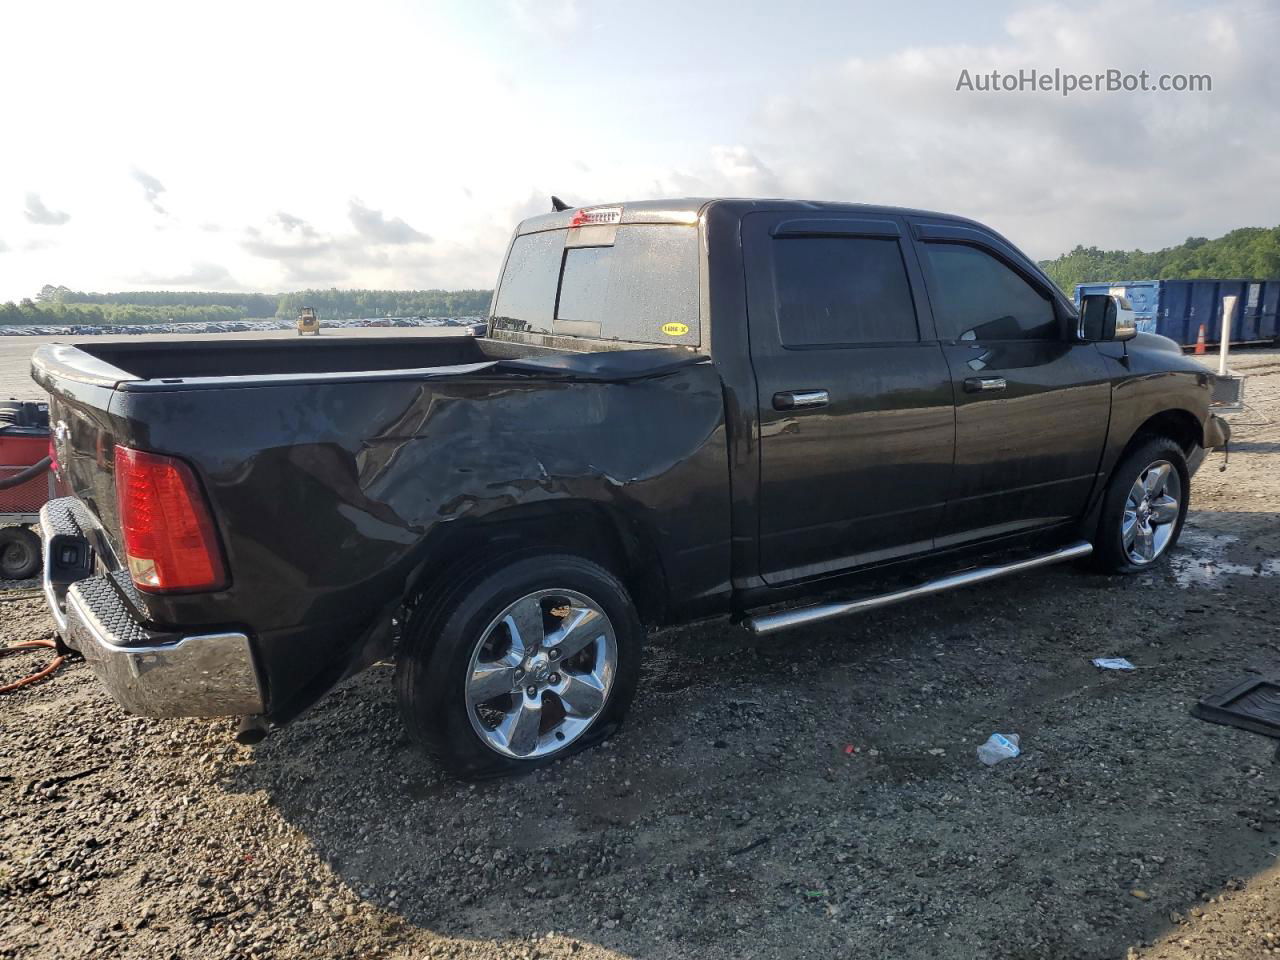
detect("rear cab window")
[491,219,700,346]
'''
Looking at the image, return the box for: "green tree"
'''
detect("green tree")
[1041,226,1280,295]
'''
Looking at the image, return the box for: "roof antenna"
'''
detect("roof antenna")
[550,196,571,212]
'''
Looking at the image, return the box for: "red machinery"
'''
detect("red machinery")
[0,399,52,580]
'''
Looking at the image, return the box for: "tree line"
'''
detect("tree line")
[37,285,278,315]
[0,300,246,326]
[0,286,494,326]
[274,289,491,320]
[1040,226,1280,294]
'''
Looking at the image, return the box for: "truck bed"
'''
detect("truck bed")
[37,334,555,387]
[35,335,705,391]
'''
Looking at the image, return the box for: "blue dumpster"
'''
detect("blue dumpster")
[1074,279,1280,347]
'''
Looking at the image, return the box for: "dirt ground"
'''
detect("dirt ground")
[2,342,1279,960]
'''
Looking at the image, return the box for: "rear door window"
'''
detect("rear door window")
[771,236,919,346]
[492,224,699,345]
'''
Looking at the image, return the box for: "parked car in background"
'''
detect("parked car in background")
[32,198,1229,777]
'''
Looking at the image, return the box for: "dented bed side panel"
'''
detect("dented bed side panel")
[78,363,730,717]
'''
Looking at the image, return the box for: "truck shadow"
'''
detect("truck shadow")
[218,508,1280,959]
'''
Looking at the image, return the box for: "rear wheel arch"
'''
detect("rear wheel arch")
[405,500,667,628]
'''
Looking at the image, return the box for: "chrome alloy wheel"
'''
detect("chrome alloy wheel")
[1122,459,1182,565]
[464,589,617,759]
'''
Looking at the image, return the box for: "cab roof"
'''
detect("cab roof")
[514,197,977,235]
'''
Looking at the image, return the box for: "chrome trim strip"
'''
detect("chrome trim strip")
[745,541,1094,636]
[65,585,264,717]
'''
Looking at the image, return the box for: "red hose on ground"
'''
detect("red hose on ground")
[0,638,65,693]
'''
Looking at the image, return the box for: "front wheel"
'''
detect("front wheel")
[396,553,642,778]
[1092,436,1190,573]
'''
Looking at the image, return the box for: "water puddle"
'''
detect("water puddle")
[1167,528,1280,588]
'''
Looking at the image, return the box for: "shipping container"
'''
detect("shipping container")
[1074,279,1280,347]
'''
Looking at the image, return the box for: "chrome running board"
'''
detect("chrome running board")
[744,540,1093,636]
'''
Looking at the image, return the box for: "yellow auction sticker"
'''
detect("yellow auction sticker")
[661,322,690,337]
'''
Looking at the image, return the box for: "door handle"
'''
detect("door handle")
[964,376,1007,393]
[773,389,829,411]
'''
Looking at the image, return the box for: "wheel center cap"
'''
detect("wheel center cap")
[526,652,552,683]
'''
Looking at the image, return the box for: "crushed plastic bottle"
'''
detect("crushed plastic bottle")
[976,733,1021,766]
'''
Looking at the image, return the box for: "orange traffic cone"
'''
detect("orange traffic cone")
[1194,323,1207,355]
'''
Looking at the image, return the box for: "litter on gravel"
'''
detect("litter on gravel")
[976,733,1021,766]
[1092,657,1137,670]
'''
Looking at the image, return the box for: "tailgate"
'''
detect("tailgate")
[33,344,133,560]
[31,345,136,626]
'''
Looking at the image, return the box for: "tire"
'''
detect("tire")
[396,553,643,778]
[0,526,41,580]
[1092,435,1190,574]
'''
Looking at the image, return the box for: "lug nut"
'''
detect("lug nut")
[549,673,560,684]
[526,686,537,697]
[549,649,560,660]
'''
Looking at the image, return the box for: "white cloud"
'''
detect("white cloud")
[23,193,71,227]
[506,0,580,37]
[678,0,1280,258]
[238,203,437,287]
[0,0,1275,300]
[347,199,430,245]
[131,168,167,215]
[126,261,236,288]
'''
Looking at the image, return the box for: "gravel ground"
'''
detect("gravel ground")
[2,346,1279,960]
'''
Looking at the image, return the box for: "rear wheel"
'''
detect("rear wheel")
[396,553,642,778]
[1093,436,1189,573]
[0,526,41,580]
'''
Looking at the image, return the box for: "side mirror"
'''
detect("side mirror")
[1079,293,1138,342]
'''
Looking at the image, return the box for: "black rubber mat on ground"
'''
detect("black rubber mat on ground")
[1192,678,1280,739]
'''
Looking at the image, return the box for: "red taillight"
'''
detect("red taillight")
[114,445,227,592]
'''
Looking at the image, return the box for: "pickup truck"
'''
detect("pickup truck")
[33,198,1230,777]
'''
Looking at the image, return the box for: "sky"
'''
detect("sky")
[1,0,1278,302]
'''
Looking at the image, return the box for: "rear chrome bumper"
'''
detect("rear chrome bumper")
[39,499,265,717]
